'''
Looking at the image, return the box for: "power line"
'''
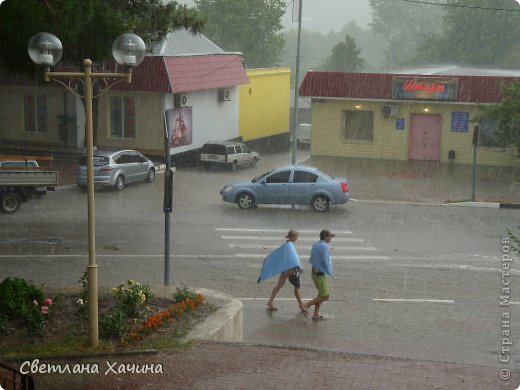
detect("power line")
[401,0,520,12]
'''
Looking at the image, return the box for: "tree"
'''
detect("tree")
[0,0,205,72]
[369,0,446,69]
[0,0,205,145]
[281,20,385,88]
[321,34,364,72]
[414,0,520,66]
[476,81,520,153]
[194,0,285,68]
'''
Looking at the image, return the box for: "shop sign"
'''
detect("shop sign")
[451,111,469,132]
[392,77,457,101]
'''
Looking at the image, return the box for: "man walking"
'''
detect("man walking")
[303,229,334,320]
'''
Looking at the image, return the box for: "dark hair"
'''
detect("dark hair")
[319,229,334,240]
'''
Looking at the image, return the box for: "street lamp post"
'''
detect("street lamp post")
[28,32,146,347]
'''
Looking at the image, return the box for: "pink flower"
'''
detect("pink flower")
[44,298,53,306]
[33,300,38,306]
[41,306,49,314]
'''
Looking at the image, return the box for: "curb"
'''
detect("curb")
[185,288,243,343]
[441,201,500,209]
[442,201,520,209]
[151,286,243,343]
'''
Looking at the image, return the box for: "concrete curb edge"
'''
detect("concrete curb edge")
[442,201,520,209]
[152,286,243,343]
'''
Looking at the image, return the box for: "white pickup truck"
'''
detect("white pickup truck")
[0,169,58,214]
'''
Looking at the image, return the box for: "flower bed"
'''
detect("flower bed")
[0,277,215,357]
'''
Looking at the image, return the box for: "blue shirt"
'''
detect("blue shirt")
[308,240,333,278]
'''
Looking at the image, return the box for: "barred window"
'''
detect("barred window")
[24,93,47,132]
[110,96,136,139]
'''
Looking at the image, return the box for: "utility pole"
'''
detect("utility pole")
[291,0,303,165]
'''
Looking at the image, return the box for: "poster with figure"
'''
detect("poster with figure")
[165,107,193,150]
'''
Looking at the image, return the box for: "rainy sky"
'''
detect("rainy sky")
[176,0,372,34]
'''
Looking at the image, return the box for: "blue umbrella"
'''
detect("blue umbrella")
[257,241,303,283]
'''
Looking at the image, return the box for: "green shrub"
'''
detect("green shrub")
[100,308,127,339]
[173,284,198,304]
[0,277,45,335]
[112,280,154,318]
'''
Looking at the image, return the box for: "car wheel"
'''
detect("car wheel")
[251,157,257,168]
[146,168,155,183]
[311,194,329,212]
[115,175,125,191]
[237,192,255,209]
[0,192,21,214]
[231,161,238,171]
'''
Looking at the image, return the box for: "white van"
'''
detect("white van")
[296,123,311,146]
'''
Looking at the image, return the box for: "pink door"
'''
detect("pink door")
[409,114,441,161]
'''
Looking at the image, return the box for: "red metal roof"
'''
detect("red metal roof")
[111,54,249,93]
[299,71,520,103]
[106,54,249,93]
[162,54,249,93]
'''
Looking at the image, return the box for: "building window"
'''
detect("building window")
[24,93,47,132]
[344,110,373,141]
[478,120,508,148]
[110,96,135,138]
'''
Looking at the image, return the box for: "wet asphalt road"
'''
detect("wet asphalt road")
[1,151,519,368]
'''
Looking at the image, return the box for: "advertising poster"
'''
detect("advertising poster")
[165,107,193,151]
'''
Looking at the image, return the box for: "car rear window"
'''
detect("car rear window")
[79,156,110,166]
[201,144,226,155]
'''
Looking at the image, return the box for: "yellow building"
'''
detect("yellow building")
[239,68,290,143]
[300,71,520,167]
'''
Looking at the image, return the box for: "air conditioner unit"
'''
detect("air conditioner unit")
[175,93,189,107]
[383,104,399,117]
[218,88,231,102]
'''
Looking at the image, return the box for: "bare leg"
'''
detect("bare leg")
[294,288,307,312]
[266,272,289,310]
[303,295,329,319]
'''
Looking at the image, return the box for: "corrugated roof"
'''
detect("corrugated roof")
[113,54,249,93]
[299,71,520,103]
[162,54,249,93]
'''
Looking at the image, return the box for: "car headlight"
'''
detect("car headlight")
[221,185,234,193]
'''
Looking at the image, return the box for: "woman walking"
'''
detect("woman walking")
[258,229,307,313]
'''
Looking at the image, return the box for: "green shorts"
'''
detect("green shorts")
[311,272,329,297]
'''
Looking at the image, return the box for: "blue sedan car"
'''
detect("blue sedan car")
[220,165,350,211]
